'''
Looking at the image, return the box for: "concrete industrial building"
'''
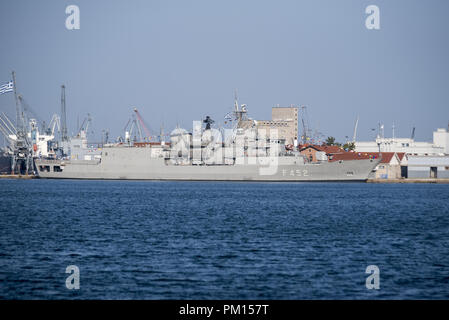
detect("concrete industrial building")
[406,155,449,179]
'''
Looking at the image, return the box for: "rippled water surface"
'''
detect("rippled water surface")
[0,179,448,299]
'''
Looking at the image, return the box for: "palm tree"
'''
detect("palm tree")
[325,136,336,146]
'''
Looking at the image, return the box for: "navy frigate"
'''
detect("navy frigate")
[34,102,380,181]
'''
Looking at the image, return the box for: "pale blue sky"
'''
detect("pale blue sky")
[1,0,448,143]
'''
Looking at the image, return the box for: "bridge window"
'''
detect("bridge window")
[39,165,50,172]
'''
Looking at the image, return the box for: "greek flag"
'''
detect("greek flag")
[0,81,13,95]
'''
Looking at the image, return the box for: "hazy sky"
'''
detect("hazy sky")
[1,0,448,143]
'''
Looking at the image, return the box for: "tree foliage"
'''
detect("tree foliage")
[325,136,336,146]
[343,142,356,151]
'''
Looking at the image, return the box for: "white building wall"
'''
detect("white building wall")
[355,128,447,155]
[407,155,449,178]
[407,155,449,166]
[355,139,444,154]
[433,128,449,154]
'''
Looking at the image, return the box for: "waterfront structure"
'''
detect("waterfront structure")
[406,155,449,179]
[355,128,449,155]
[367,152,402,179]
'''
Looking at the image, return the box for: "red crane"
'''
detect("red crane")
[133,108,151,140]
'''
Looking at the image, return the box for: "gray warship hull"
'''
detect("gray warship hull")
[35,146,380,181]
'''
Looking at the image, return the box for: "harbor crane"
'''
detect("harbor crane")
[47,114,61,136]
[11,72,33,174]
[133,108,151,139]
[124,110,143,143]
[57,84,71,156]
[123,107,152,143]
[77,113,92,137]
[61,85,68,142]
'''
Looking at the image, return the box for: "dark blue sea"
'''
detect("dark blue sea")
[0,179,448,299]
